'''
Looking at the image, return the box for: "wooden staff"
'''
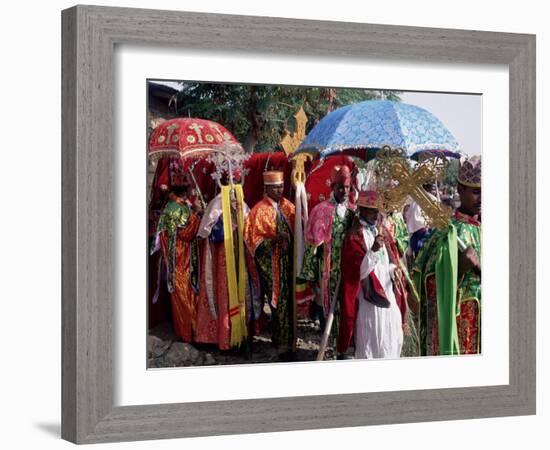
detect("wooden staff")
[378,219,421,304]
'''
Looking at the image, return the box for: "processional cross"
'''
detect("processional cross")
[376,146,452,229]
[376,146,467,250]
[281,106,308,156]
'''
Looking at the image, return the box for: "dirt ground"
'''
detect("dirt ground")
[147,317,340,368]
[147,306,418,368]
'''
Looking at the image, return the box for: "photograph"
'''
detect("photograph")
[0,0,550,444]
[53,3,536,444]
[146,80,482,368]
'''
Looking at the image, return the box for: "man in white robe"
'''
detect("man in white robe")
[338,190,404,359]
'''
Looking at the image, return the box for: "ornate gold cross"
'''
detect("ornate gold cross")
[377,147,452,229]
[281,106,308,156]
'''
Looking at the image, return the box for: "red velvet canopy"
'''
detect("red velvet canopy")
[148,117,243,160]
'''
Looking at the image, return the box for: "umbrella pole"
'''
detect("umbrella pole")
[187,168,206,209]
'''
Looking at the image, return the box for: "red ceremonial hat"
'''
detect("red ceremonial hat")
[330,165,352,186]
[357,190,379,209]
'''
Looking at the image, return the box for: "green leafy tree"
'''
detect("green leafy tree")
[173,82,401,152]
[443,157,459,188]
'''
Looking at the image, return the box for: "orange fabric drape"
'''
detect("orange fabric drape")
[160,214,200,341]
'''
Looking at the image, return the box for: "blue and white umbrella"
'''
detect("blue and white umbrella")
[293,100,461,160]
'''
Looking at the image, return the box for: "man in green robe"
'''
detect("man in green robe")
[412,156,481,356]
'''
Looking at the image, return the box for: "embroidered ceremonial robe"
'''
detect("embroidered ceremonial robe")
[298,198,353,337]
[152,200,200,342]
[412,210,481,356]
[244,196,295,347]
[338,221,404,358]
[195,193,250,350]
[386,212,409,257]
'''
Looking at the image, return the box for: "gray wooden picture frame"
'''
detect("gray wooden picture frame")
[61,4,536,444]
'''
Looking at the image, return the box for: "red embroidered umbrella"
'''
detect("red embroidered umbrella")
[148,117,244,160]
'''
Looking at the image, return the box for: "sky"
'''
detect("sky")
[150,81,482,156]
[400,91,482,156]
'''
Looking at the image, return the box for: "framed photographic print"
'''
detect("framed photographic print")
[62,5,535,444]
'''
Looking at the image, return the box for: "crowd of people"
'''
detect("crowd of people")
[150,154,482,361]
